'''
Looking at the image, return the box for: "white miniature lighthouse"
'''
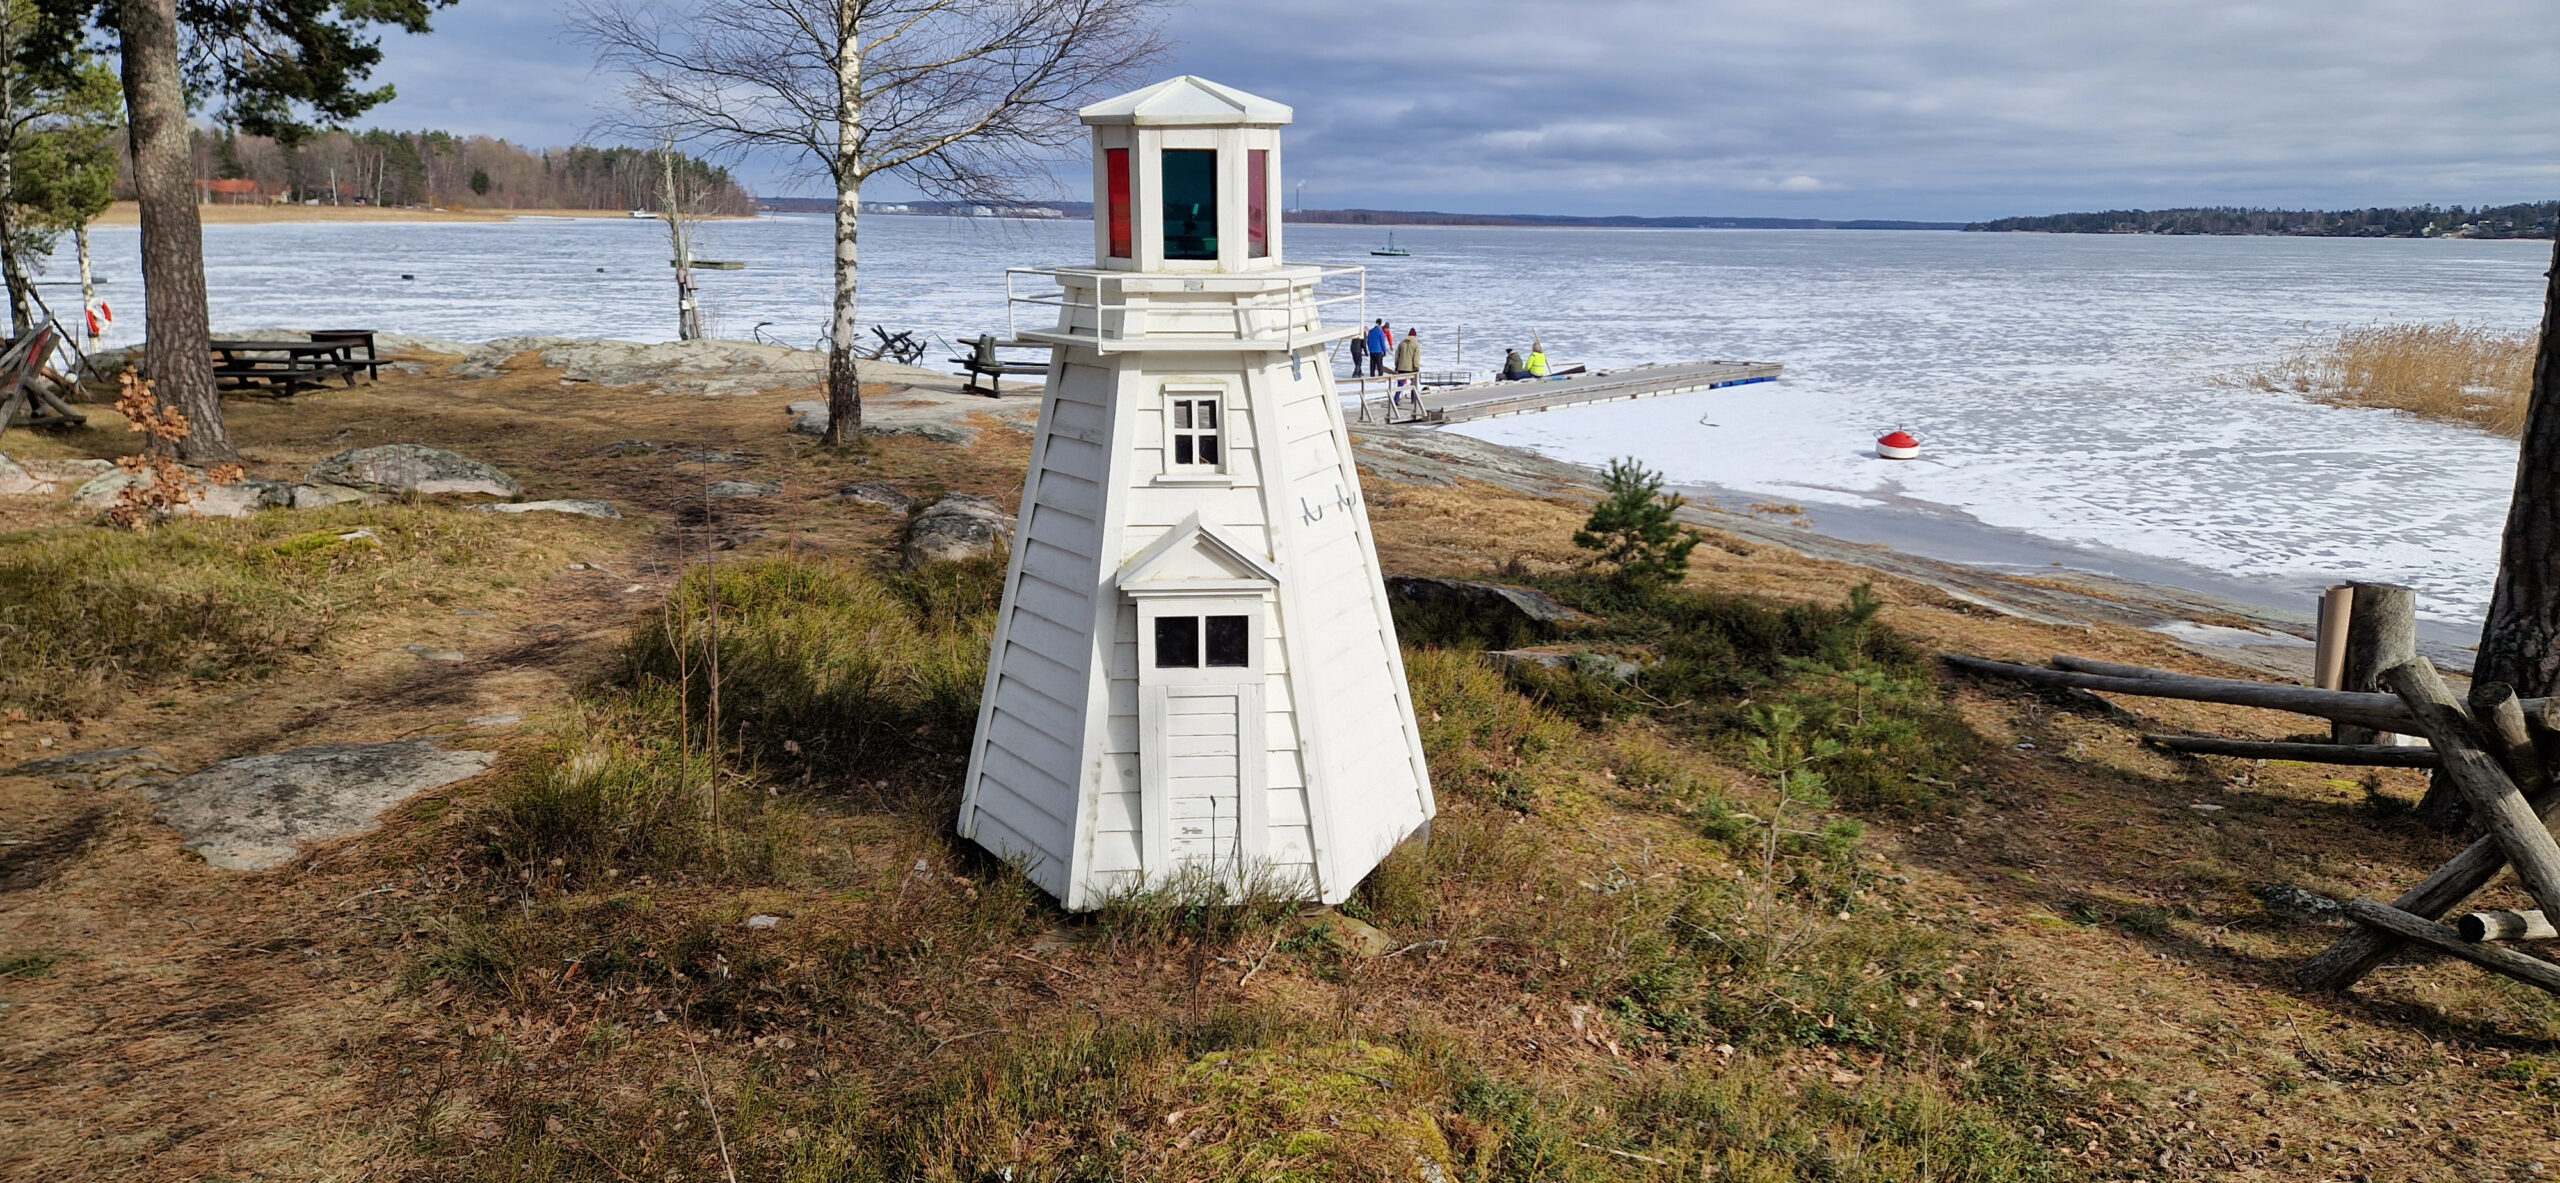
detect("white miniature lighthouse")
[957,76,1434,910]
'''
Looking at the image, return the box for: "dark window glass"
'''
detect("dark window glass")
[1162,149,1218,260]
[1106,148,1132,258]
[1206,615,1249,666]
[1154,615,1198,667]
[1197,435,1219,465]
[1174,435,1194,465]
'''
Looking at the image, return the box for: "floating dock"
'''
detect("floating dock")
[1367,359,1783,425]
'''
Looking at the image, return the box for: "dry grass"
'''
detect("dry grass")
[2229,320,2534,436]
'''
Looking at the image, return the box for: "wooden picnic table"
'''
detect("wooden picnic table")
[210,335,373,395]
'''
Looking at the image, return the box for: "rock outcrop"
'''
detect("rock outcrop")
[476,498,621,519]
[901,494,1013,568]
[0,452,50,495]
[307,444,520,497]
[149,740,496,871]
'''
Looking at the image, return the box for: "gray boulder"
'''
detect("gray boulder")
[286,482,372,510]
[832,481,915,510]
[1485,648,1642,682]
[307,444,521,497]
[21,457,113,484]
[476,498,622,519]
[902,494,1013,568]
[0,452,50,495]
[706,480,779,500]
[72,468,277,519]
[1385,576,1591,638]
[149,740,496,871]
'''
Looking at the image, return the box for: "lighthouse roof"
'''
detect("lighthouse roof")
[1080,75,1292,128]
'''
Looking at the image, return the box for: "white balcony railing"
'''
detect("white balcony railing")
[1003,264,1366,353]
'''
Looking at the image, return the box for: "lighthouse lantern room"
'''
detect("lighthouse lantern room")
[957,76,1434,910]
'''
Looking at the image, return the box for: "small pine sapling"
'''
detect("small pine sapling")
[1573,457,1701,587]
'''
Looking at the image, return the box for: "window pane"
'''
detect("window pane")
[1206,615,1249,666]
[1106,148,1132,259]
[1161,149,1219,260]
[1198,435,1220,465]
[1173,400,1191,429]
[1154,616,1198,667]
[1174,436,1194,465]
[1248,150,1269,259]
[1197,402,1217,429]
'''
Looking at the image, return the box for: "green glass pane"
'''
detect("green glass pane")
[1162,149,1219,260]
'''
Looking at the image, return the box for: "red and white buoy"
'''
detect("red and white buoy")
[1877,429,1920,460]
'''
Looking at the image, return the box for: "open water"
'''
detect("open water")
[45,215,2547,625]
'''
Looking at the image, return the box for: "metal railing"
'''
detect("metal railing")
[1003,263,1366,351]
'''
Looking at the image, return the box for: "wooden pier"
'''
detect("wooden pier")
[1358,359,1783,425]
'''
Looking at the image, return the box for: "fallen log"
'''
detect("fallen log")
[2384,660,2560,921]
[2140,734,2437,768]
[1944,655,2416,734]
[2342,898,2560,996]
[2459,909,2559,943]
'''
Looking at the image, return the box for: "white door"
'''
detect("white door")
[1135,600,1268,884]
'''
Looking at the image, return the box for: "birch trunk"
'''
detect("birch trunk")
[0,8,26,339]
[660,145,699,340]
[821,1,862,447]
[76,225,94,347]
[117,0,232,462]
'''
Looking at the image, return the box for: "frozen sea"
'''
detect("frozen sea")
[44,215,2546,626]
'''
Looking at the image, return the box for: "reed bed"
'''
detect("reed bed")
[2228,321,2534,437]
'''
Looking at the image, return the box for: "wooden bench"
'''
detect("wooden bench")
[308,329,388,378]
[211,337,365,395]
[948,335,1048,397]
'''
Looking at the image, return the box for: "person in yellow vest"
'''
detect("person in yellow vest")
[1525,342,1550,378]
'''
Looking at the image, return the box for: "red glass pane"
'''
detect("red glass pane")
[1247,150,1269,259]
[1106,148,1132,259]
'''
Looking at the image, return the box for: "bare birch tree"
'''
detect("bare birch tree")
[572,0,1169,444]
[657,130,706,340]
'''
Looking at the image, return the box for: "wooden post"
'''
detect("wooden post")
[2335,583,2415,745]
[2314,584,2354,691]
[2384,659,2560,920]
[2469,681,2548,796]
[2459,909,2560,942]
[2342,898,2560,995]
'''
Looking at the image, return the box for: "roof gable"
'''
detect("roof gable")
[1116,514,1283,588]
[1080,76,1292,128]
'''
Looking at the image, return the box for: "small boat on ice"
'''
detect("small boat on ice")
[1371,231,1411,257]
[1877,430,1920,460]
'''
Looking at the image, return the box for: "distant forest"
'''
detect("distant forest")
[1967,203,2560,239]
[155,128,758,214]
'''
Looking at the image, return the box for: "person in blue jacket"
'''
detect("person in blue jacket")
[1365,320,1390,377]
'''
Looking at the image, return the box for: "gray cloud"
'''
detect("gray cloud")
[359,1,2560,220]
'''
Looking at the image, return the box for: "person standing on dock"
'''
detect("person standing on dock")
[1350,326,1369,376]
[1394,327,1421,375]
[1367,320,1392,377]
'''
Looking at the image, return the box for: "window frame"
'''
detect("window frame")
[1162,385,1228,477]
[1133,596,1266,688]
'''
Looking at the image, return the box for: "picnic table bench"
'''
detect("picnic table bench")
[211,333,378,394]
[948,334,1048,397]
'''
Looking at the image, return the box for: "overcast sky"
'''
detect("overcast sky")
[361,0,2560,222]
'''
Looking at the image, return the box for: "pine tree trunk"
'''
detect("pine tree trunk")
[117,0,232,462]
[0,12,27,340]
[2477,233,2560,698]
[820,3,862,447]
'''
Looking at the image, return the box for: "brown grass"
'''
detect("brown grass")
[2230,320,2534,436]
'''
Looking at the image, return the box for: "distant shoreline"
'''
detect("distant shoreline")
[91,201,753,227]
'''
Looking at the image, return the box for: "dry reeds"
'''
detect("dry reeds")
[2228,321,2534,437]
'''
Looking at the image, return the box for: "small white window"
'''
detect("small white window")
[1168,394,1223,469]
